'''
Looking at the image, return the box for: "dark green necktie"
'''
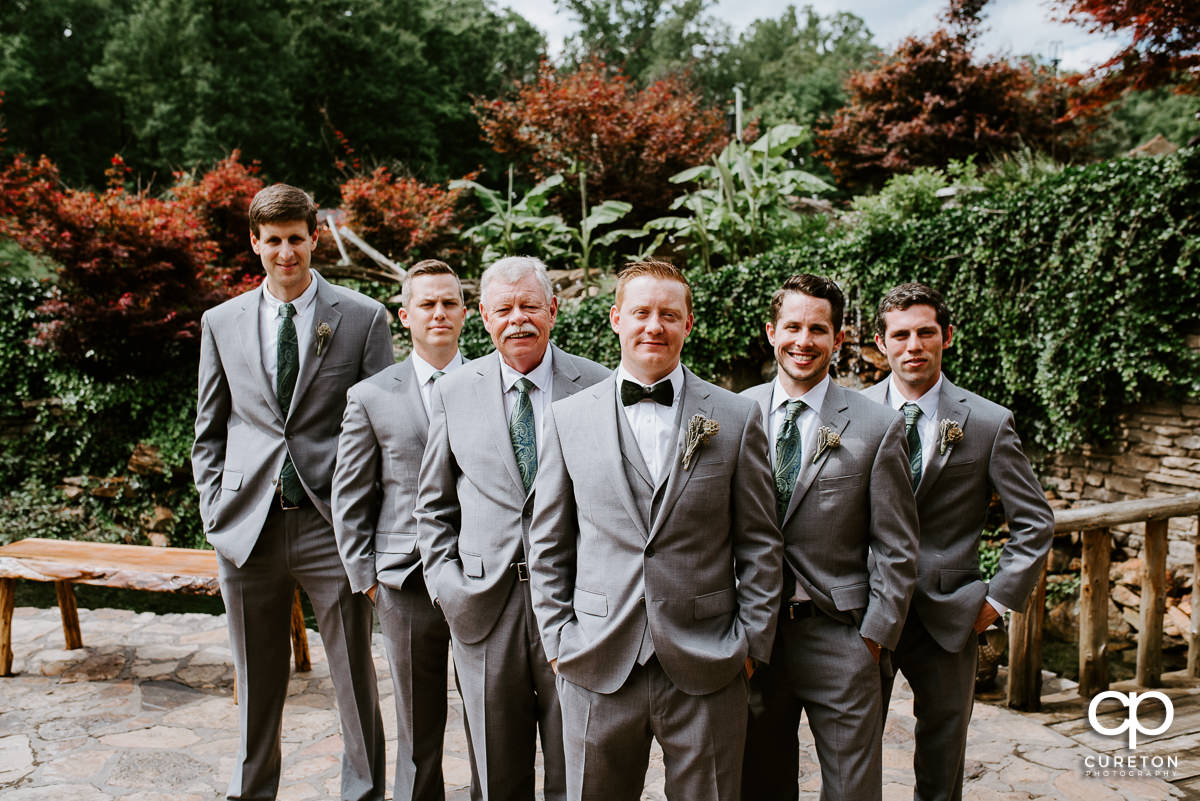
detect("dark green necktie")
[903,402,923,489]
[773,399,804,522]
[509,378,537,493]
[431,370,445,382]
[277,303,303,506]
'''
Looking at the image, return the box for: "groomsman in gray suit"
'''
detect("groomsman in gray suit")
[863,283,1053,801]
[528,261,782,801]
[192,184,391,800]
[333,259,473,801]
[415,256,609,801]
[741,274,919,801]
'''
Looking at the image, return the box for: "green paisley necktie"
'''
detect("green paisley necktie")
[903,402,923,489]
[509,378,537,493]
[773,399,804,522]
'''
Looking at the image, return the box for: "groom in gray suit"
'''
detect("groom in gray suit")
[863,283,1053,801]
[333,259,473,801]
[741,274,919,801]
[528,261,782,801]
[416,256,609,801]
[192,184,392,800]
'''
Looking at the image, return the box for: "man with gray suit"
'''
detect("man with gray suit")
[863,283,1053,801]
[416,256,609,801]
[528,261,782,801]
[192,184,392,800]
[741,274,919,801]
[333,259,473,801]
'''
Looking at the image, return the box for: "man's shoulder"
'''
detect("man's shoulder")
[348,359,411,399]
[839,383,901,424]
[739,381,772,404]
[322,278,386,316]
[203,286,257,324]
[942,379,1011,425]
[555,347,611,383]
[687,372,756,418]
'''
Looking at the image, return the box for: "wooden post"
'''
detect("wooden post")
[1079,527,1111,697]
[1187,515,1199,679]
[54,580,83,651]
[0,578,14,676]
[1007,563,1047,710]
[290,588,311,673]
[1137,518,1168,687]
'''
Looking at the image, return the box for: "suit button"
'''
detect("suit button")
[645,546,655,558]
[637,597,645,606]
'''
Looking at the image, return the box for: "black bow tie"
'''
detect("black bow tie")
[621,379,674,407]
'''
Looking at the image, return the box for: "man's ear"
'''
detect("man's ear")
[943,324,954,348]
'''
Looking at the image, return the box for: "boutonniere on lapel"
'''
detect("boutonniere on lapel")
[813,426,841,463]
[681,414,720,470]
[315,322,333,356]
[939,419,964,454]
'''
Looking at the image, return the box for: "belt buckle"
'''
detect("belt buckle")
[515,562,529,582]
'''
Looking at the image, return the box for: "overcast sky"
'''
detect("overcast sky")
[505,0,1123,74]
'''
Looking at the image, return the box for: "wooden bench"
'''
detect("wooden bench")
[0,538,311,677]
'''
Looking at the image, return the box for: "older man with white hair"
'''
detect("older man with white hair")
[416,256,610,801]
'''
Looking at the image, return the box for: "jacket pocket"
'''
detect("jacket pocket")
[460,550,484,578]
[573,587,608,617]
[941,458,977,478]
[830,581,869,611]
[694,587,736,619]
[221,470,243,490]
[938,568,981,592]
[818,473,861,492]
[374,532,417,554]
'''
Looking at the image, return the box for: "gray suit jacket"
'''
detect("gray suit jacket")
[333,356,454,594]
[743,381,919,650]
[862,376,1054,653]
[192,271,394,567]
[528,368,783,696]
[415,346,610,646]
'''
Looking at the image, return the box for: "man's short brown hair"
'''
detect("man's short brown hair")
[615,261,693,314]
[769,273,846,331]
[401,259,462,307]
[248,183,318,236]
[874,282,952,338]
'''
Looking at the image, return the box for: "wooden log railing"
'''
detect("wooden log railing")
[1007,492,1200,711]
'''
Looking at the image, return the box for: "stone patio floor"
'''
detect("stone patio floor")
[0,606,1186,800]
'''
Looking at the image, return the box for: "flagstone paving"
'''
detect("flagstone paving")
[0,606,1184,800]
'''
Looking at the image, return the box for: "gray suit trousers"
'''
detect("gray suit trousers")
[451,578,565,801]
[744,610,882,801]
[217,504,385,801]
[881,611,978,801]
[376,575,457,801]
[557,658,748,801]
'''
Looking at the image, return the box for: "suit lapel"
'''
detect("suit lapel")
[288,273,343,417]
[591,379,651,538]
[549,344,584,401]
[782,382,851,526]
[234,291,283,421]
[915,378,970,503]
[475,353,526,495]
[394,358,429,445]
[650,369,712,539]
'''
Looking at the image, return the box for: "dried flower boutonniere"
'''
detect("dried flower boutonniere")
[681,414,720,470]
[315,322,333,356]
[813,426,841,463]
[939,419,964,455]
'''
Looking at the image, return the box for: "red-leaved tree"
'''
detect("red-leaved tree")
[815,3,1070,189]
[1056,0,1200,115]
[171,150,265,285]
[339,166,475,266]
[1,154,232,376]
[473,59,730,222]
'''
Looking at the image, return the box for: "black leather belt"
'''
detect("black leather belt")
[511,561,530,582]
[784,600,819,620]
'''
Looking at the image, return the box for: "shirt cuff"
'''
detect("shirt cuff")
[986,596,1008,616]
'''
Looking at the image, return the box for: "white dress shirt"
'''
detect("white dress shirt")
[886,373,1007,617]
[412,350,464,416]
[259,277,319,390]
[499,348,555,440]
[617,363,684,486]
[767,375,831,602]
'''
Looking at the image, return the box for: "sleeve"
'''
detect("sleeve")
[359,303,394,380]
[414,383,462,606]
[191,311,230,530]
[332,386,383,593]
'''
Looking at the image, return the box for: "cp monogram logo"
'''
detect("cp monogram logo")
[1087,690,1174,749]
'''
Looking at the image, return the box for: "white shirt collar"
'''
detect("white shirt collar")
[770,374,831,416]
[499,346,554,393]
[412,350,464,385]
[261,274,318,317]
[616,362,684,406]
[887,373,942,420]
